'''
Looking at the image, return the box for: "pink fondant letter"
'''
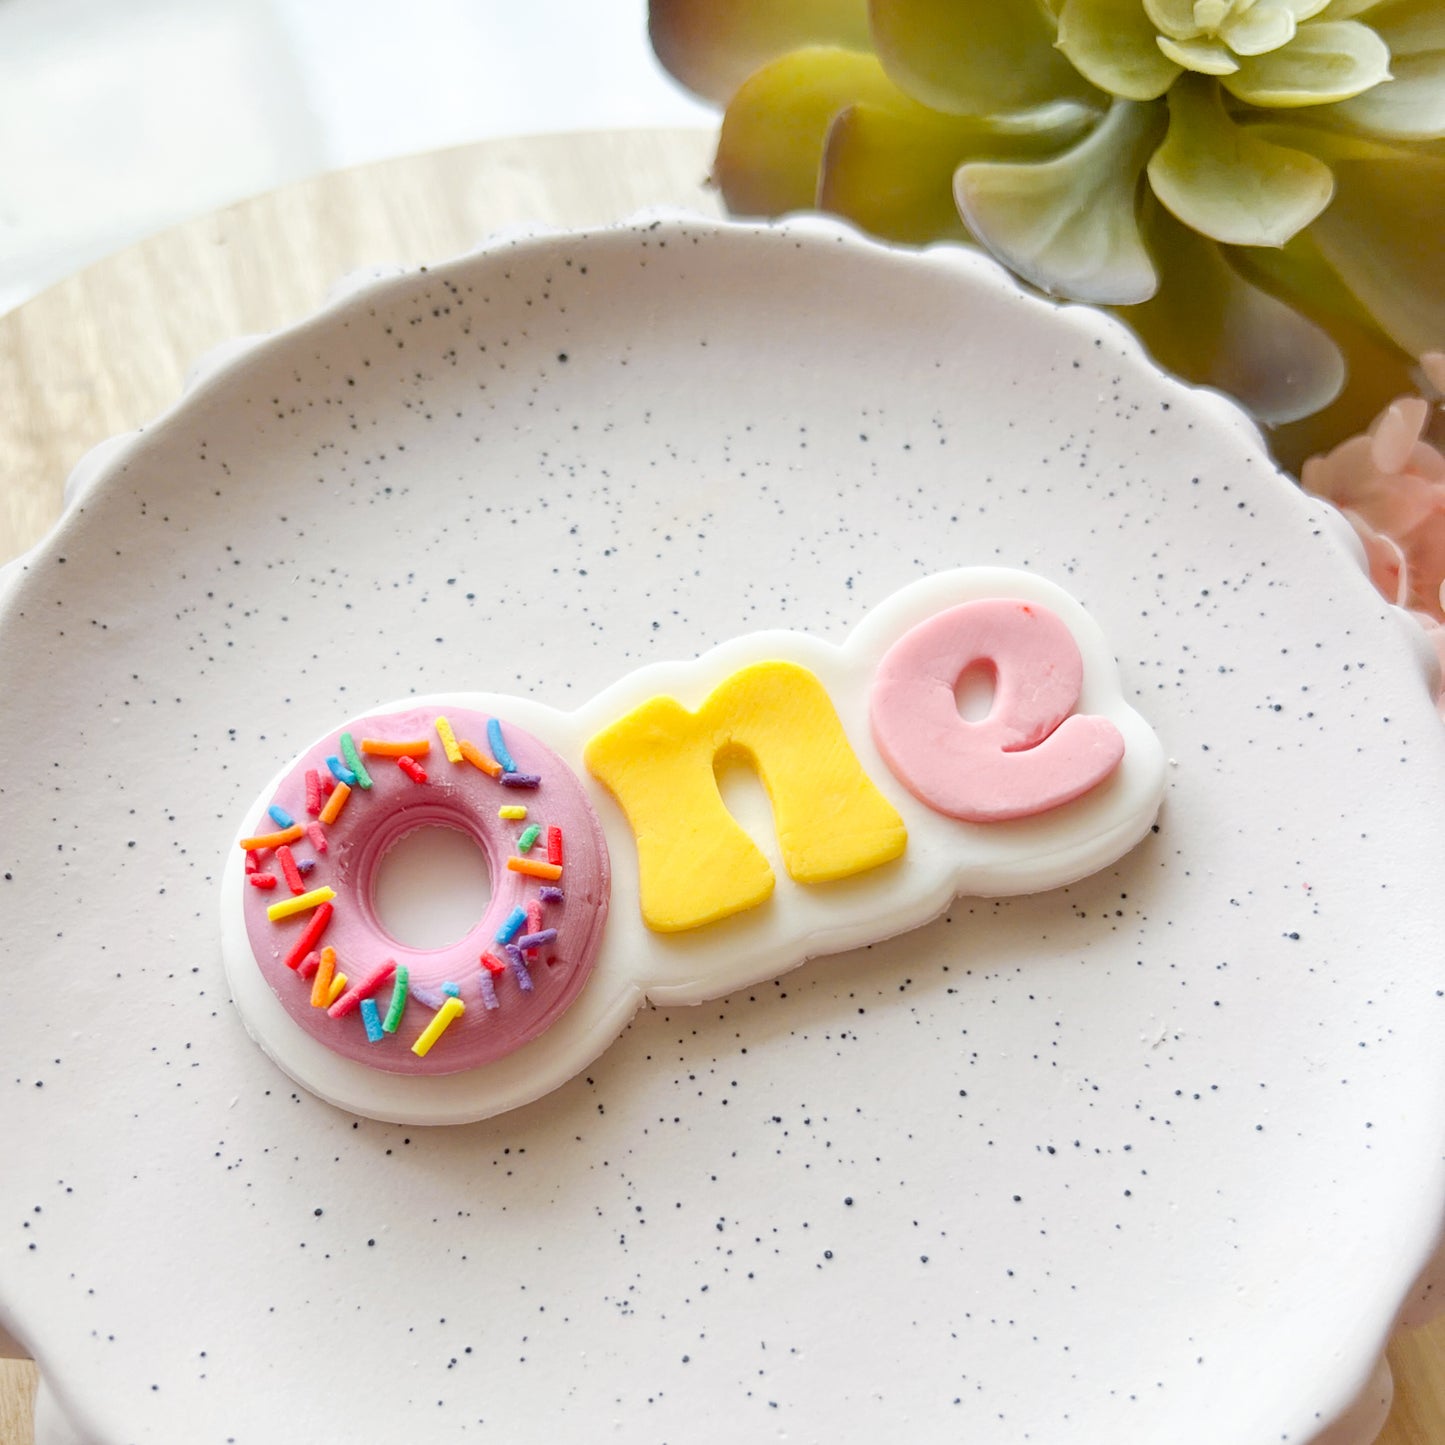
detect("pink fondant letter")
[870,599,1125,822]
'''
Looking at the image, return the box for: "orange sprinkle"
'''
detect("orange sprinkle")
[361,737,432,757]
[506,857,563,881]
[458,738,502,777]
[310,946,337,1007]
[318,781,352,826]
[239,824,303,852]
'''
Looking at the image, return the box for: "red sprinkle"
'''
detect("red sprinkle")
[327,958,397,1019]
[277,845,306,895]
[546,826,563,867]
[318,770,336,797]
[524,901,543,953]
[297,951,322,980]
[245,849,261,875]
[480,951,507,975]
[283,901,334,970]
[306,822,328,855]
[305,769,322,816]
[248,874,278,890]
[398,755,428,784]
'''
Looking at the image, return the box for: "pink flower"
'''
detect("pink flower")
[1301,355,1445,715]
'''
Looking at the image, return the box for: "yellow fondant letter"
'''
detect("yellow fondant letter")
[584,661,907,933]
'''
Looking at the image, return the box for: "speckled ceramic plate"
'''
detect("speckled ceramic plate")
[2,216,1444,1445]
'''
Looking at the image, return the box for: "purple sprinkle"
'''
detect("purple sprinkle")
[500,771,541,789]
[478,971,499,1010]
[539,886,564,904]
[297,858,317,875]
[504,944,534,992]
[410,985,447,1010]
[516,929,557,951]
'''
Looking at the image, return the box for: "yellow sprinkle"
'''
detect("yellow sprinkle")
[459,737,501,777]
[239,824,303,852]
[310,946,336,1007]
[318,781,352,826]
[435,716,463,764]
[506,857,562,881]
[498,805,527,821]
[360,737,432,757]
[411,996,465,1057]
[267,885,337,922]
[326,971,348,1007]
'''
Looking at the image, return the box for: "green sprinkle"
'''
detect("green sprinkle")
[382,965,409,1034]
[339,732,372,790]
[517,823,542,852]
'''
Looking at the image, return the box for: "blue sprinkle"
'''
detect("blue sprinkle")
[539,886,564,904]
[504,944,533,992]
[326,755,357,786]
[487,717,517,773]
[268,804,295,829]
[360,998,384,1043]
[500,771,541,789]
[479,972,499,1010]
[496,905,527,944]
[516,929,557,951]
[442,981,460,998]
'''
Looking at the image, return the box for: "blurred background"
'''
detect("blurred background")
[0,0,711,314]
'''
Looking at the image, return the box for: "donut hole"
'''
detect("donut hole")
[953,659,997,722]
[371,824,493,950]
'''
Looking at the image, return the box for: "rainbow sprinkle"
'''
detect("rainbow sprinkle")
[539,886,564,903]
[326,971,348,1007]
[516,929,557,951]
[397,755,428,784]
[267,885,336,923]
[499,805,527,821]
[283,903,333,970]
[479,971,499,1009]
[318,781,352,826]
[310,946,337,1007]
[268,805,295,829]
[326,756,357,787]
[435,716,462,764]
[547,826,563,867]
[328,959,397,1019]
[517,824,541,852]
[382,966,410,1034]
[248,874,277,890]
[305,770,322,815]
[239,823,303,852]
[504,944,533,992]
[507,857,562,882]
[339,733,372,791]
[500,771,540,789]
[486,718,517,772]
[361,736,431,757]
[360,997,384,1042]
[277,845,305,895]
[306,822,328,854]
[459,738,502,777]
[496,906,527,944]
[412,996,465,1057]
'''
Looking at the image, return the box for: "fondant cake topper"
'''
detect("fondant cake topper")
[222,568,1167,1124]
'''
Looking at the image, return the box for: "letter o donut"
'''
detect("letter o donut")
[239,705,610,1074]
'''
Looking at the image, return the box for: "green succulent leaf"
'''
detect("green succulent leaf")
[1306,149,1445,357]
[955,101,1166,305]
[1125,200,1346,424]
[1057,0,1184,99]
[649,0,871,104]
[1220,2,1299,56]
[1334,0,1445,138]
[1157,36,1242,73]
[714,47,906,215]
[1144,0,1207,42]
[1147,77,1335,245]
[870,0,1099,114]
[1222,19,1393,104]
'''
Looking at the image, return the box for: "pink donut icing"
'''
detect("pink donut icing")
[869,598,1125,822]
[239,705,610,1075]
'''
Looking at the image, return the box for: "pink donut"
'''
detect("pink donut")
[238,705,610,1075]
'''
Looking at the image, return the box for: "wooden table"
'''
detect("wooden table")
[0,126,1440,1445]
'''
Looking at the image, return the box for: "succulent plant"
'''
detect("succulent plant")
[650,0,1445,468]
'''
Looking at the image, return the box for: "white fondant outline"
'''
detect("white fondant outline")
[222,567,1166,1125]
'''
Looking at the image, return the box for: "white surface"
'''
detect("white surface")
[0,0,710,312]
[2,215,1444,1445]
